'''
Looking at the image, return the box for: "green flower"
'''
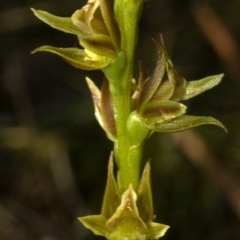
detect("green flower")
[31,0,120,70]
[129,37,226,133]
[79,153,169,240]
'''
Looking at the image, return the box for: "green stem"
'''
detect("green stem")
[104,0,144,192]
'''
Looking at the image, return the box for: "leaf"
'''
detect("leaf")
[32,45,111,70]
[144,115,227,133]
[31,8,84,35]
[101,153,121,219]
[78,215,108,237]
[137,161,153,222]
[138,41,166,109]
[141,100,186,124]
[172,74,224,101]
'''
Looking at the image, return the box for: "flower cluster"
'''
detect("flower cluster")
[127,37,225,141]
[31,0,120,70]
[83,37,226,145]
[79,153,169,240]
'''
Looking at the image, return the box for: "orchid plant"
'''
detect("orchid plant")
[32,0,226,239]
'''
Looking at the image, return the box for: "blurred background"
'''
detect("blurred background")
[1,0,240,239]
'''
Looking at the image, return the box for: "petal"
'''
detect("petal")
[152,37,177,100]
[138,41,166,109]
[101,153,121,218]
[171,74,224,101]
[78,215,108,237]
[32,46,111,70]
[71,9,91,34]
[84,0,100,28]
[141,100,186,124]
[31,8,84,35]
[137,61,148,89]
[99,0,120,49]
[152,78,175,100]
[160,35,188,99]
[132,62,149,109]
[72,7,108,35]
[167,64,186,90]
[80,34,115,57]
[90,16,109,34]
[137,162,153,222]
[144,115,227,133]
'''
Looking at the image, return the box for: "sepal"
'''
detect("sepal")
[101,152,121,218]
[31,8,83,35]
[32,46,112,70]
[137,162,153,222]
[145,222,169,240]
[171,74,224,101]
[79,215,108,237]
[85,77,102,125]
[101,79,116,140]
[143,115,227,133]
[86,78,116,140]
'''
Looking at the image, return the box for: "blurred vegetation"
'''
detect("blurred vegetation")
[1,0,240,239]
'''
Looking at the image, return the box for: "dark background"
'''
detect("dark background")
[1,0,240,239]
